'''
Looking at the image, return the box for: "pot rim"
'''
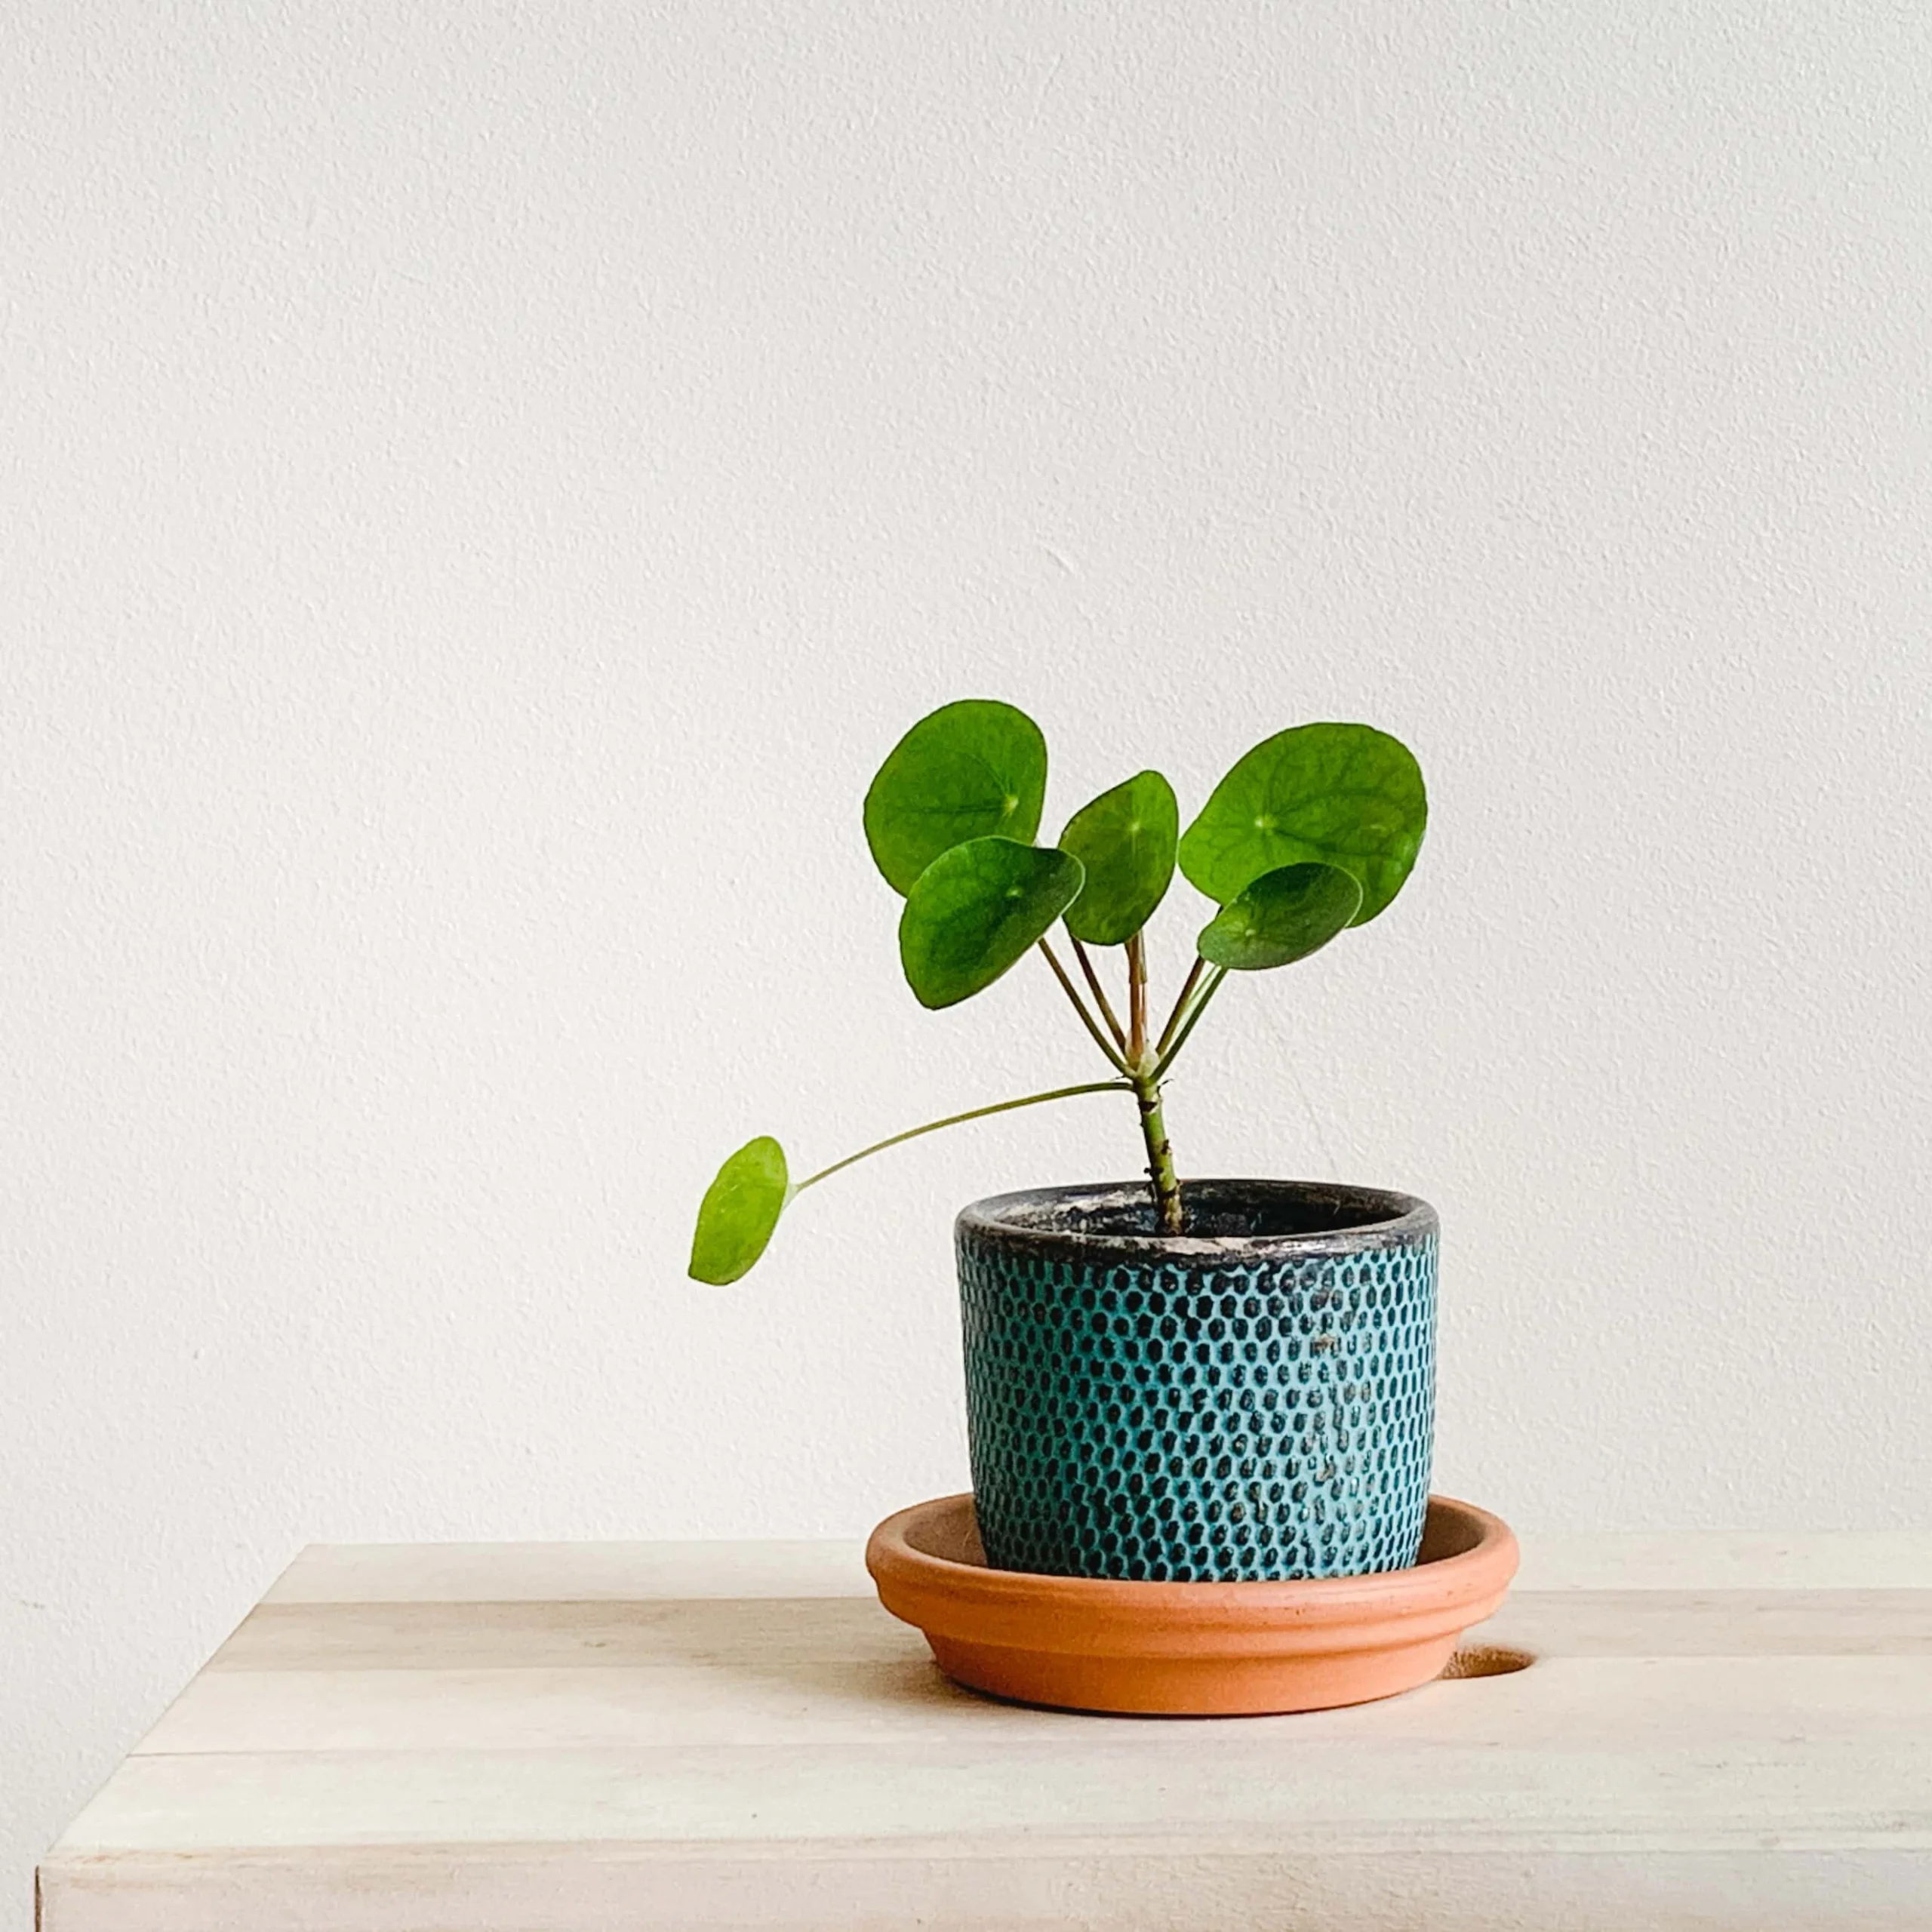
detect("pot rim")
[957,1177,1435,1262]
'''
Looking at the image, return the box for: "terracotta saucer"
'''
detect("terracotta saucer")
[866,1492,1519,1716]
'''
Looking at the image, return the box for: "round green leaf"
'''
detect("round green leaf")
[1057,770,1179,946]
[1197,862,1364,971]
[863,700,1049,896]
[1177,722,1426,923]
[688,1136,790,1284]
[899,837,1085,1010]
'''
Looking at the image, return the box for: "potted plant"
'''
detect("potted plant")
[690,700,1441,1589]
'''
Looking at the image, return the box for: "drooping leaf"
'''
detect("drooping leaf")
[1177,723,1426,923]
[1197,862,1364,971]
[1057,769,1179,946]
[899,837,1085,1010]
[863,700,1050,895]
[688,1136,790,1284]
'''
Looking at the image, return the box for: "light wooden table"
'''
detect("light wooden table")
[37,1534,1932,1931]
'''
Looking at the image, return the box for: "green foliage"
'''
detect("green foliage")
[1197,862,1364,971]
[690,701,1428,1278]
[1058,770,1179,946]
[688,1136,790,1284]
[863,700,1048,895]
[899,837,1085,1010]
[1178,722,1426,924]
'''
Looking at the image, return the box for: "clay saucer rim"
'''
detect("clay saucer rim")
[867,1493,1518,1660]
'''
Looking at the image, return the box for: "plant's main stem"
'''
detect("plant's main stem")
[1109,936,1180,1231]
[1035,931,1204,1235]
[795,1079,1134,1192]
[1131,1070,1184,1234]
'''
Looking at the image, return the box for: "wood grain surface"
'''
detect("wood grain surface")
[37,1535,1932,1930]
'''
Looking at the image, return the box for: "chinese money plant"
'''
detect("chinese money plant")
[690,702,1426,1283]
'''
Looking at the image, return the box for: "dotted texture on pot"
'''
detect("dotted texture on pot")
[957,1186,1437,1582]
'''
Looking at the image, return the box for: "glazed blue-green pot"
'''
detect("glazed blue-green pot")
[956,1180,1437,1582]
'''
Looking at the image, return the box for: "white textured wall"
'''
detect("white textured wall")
[5,0,1930,1914]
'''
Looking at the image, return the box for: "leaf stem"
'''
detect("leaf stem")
[1071,937,1128,1051]
[1125,932,1149,1065]
[1155,955,1206,1057]
[1038,940,1131,1072]
[1151,964,1229,1081]
[795,1080,1135,1192]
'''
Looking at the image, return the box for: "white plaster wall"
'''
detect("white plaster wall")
[5,0,1930,1915]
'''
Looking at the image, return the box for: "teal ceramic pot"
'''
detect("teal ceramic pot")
[956,1179,1437,1582]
